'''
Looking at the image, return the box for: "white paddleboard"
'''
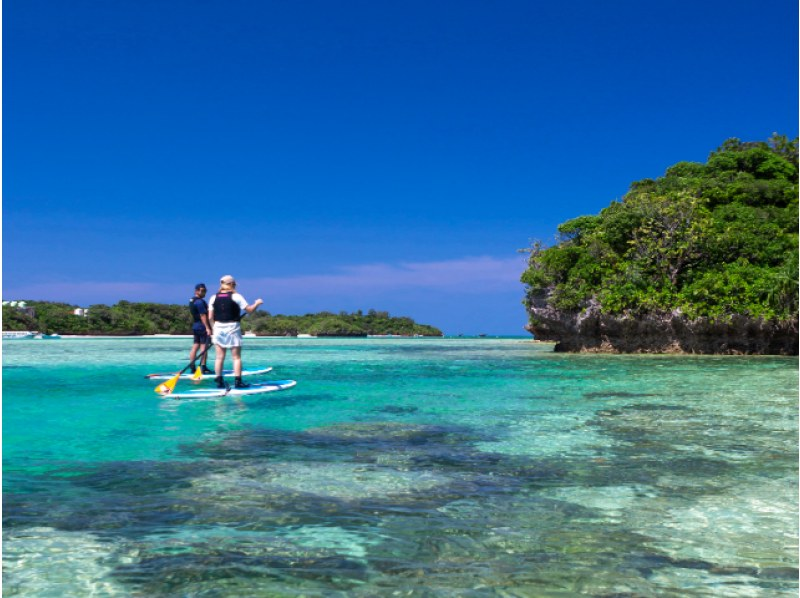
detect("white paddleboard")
[145,367,273,381]
[160,380,297,399]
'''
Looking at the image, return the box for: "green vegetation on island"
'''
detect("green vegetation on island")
[522,135,798,323]
[245,310,441,337]
[2,301,443,337]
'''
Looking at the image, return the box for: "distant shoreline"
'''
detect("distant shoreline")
[45,334,540,340]
[3,301,445,338]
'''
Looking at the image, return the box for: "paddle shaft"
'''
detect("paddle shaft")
[185,341,212,373]
[156,342,213,394]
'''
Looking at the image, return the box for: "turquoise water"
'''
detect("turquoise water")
[3,337,798,596]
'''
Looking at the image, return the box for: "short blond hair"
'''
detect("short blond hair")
[219,274,236,292]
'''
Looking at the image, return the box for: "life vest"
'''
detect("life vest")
[188,297,207,323]
[212,293,241,323]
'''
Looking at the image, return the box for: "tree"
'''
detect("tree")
[624,191,710,286]
[521,135,799,321]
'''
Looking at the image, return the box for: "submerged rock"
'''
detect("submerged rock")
[374,405,419,415]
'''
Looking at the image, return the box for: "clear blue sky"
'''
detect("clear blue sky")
[4,0,798,334]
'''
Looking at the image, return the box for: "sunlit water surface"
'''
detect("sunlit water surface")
[3,337,798,596]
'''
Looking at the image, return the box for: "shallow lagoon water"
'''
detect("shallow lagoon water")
[3,337,798,596]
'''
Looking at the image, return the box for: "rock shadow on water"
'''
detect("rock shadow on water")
[369,488,799,596]
[4,485,199,537]
[303,421,488,444]
[245,392,340,411]
[581,402,800,505]
[163,422,556,534]
[166,421,574,551]
[111,542,370,594]
[61,459,222,495]
[369,494,655,594]
[373,405,419,415]
[580,407,739,492]
[583,390,661,400]
[179,428,315,461]
[188,420,566,489]
[180,422,518,504]
[625,403,689,411]
[8,413,792,597]
[5,460,228,537]
[184,421,495,464]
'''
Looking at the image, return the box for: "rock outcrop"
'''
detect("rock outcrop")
[527,303,799,355]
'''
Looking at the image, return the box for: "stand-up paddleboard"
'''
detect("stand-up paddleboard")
[160,380,297,399]
[145,367,273,381]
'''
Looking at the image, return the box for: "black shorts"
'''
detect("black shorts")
[193,328,210,344]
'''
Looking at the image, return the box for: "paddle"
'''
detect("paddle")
[155,342,212,395]
[190,340,213,381]
[190,306,255,382]
[177,298,255,388]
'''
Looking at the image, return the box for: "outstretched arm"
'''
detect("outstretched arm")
[245,298,264,314]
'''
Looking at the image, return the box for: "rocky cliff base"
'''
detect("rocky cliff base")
[527,307,799,355]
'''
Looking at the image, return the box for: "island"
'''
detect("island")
[2,301,443,338]
[521,135,798,354]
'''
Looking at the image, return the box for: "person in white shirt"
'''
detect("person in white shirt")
[207,274,263,388]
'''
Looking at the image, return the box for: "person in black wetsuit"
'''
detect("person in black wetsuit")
[188,283,214,375]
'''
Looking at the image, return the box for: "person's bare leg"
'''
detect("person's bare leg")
[189,342,200,364]
[215,346,226,376]
[231,346,242,377]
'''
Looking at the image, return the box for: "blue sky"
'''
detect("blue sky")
[4,0,798,334]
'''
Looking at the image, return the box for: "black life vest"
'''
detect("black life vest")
[188,297,207,323]
[213,293,241,323]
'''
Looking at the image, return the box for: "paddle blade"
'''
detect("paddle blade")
[190,367,203,381]
[155,374,180,395]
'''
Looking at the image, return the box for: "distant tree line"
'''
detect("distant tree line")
[2,301,443,337]
[522,135,799,321]
[246,309,441,336]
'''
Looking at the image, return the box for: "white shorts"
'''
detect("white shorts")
[213,322,242,348]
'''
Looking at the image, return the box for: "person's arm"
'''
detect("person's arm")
[196,299,213,334]
[207,295,216,326]
[200,312,212,335]
[245,298,264,314]
[236,293,263,315]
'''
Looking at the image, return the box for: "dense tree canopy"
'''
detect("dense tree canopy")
[245,309,441,336]
[2,301,442,337]
[522,135,799,321]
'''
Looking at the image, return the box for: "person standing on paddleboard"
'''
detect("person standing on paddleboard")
[208,275,263,389]
[188,283,214,375]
